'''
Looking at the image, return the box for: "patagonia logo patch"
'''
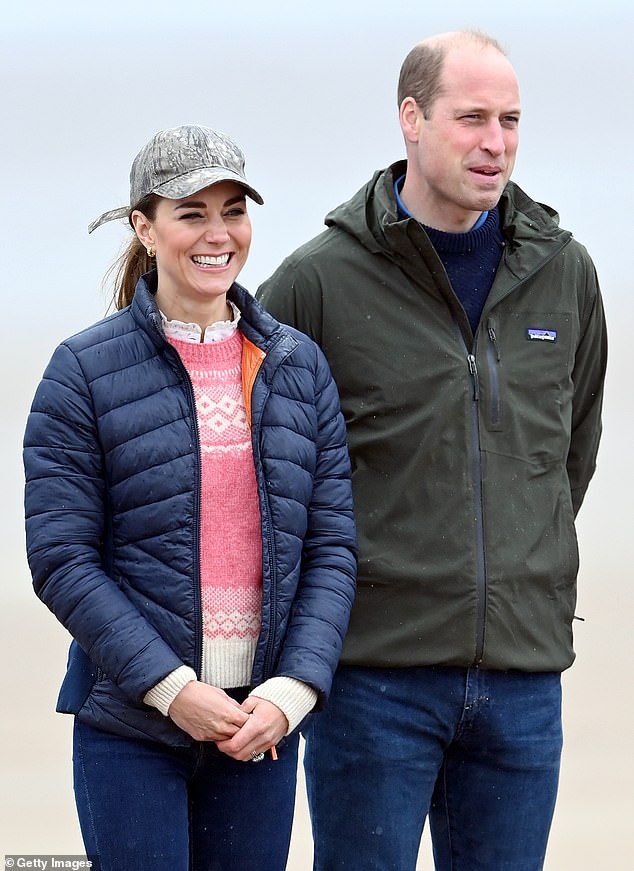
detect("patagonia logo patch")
[527,328,557,343]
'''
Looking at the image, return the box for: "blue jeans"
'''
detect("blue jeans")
[304,665,562,871]
[73,718,299,871]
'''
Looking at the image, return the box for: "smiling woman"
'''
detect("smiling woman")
[92,126,264,315]
[22,124,357,871]
[132,183,253,329]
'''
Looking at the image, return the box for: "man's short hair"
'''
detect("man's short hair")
[397,30,507,119]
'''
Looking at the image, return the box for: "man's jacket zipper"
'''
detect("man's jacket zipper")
[465,347,487,664]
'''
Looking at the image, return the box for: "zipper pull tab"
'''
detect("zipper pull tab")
[487,320,501,362]
[467,354,480,400]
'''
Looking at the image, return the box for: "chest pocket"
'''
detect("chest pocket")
[480,310,575,465]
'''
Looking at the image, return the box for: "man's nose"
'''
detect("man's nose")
[481,121,506,156]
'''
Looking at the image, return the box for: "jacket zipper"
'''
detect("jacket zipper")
[245,343,279,684]
[486,319,502,427]
[185,373,203,677]
[466,351,487,663]
[148,314,205,676]
[248,334,300,682]
[257,448,278,682]
[164,340,203,678]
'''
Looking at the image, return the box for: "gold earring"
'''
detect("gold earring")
[147,246,156,258]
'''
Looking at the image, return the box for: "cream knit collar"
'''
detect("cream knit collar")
[160,300,241,344]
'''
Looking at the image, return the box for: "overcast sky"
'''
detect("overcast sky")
[2,2,633,863]
[3,0,632,594]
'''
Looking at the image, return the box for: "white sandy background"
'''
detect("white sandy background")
[2,1,632,867]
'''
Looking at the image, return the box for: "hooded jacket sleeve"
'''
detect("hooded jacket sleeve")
[23,342,186,704]
[566,254,608,516]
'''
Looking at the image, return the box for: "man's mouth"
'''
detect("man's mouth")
[471,167,502,177]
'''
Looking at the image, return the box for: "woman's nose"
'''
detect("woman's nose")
[203,218,230,242]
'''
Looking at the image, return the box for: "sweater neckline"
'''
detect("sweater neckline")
[160,300,241,344]
[393,173,502,254]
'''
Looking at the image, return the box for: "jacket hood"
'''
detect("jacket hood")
[324,160,571,267]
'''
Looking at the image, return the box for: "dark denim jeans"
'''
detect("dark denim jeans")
[304,665,562,871]
[73,719,299,871]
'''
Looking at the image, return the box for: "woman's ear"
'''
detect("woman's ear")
[131,210,154,249]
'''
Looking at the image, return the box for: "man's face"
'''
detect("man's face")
[402,44,521,232]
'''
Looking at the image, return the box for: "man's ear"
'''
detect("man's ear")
[399,97,422,144]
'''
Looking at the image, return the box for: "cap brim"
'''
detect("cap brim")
[153,167,264,205]
[88,167,264,234]
[88,206,130,234]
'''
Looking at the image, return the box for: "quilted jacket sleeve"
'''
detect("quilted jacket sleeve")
[23,342,185,704]
[266,339,357,706]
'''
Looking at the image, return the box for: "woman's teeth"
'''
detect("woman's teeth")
[192,254,230,266]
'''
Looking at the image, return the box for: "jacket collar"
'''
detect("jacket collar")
[130,270,298,361]
[325,162,573,296]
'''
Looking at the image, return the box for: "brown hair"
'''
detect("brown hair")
[397,30,507,118]
[109,194,161,310]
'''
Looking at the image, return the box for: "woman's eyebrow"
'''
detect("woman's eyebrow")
[173,194,247,211]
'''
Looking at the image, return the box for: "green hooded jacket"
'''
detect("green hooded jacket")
[258,162,607,673]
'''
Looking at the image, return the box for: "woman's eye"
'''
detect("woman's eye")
[180,211,203,220]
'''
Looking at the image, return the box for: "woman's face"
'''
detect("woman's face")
[133,181,252,322]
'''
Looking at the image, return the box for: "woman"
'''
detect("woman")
[23,125,357,871]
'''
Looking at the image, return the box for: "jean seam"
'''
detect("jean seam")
[438,761,455,871]
[187,788,194,871]
[74,722,101,865]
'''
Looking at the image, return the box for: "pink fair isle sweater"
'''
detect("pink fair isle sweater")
[174,329,263,689]
[143,310,317,733]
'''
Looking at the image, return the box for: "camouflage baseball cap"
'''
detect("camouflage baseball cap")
[88,125,263,233]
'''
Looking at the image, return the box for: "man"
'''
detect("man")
[258,30,607,871]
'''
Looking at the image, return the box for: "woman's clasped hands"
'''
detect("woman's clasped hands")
[168,681,288,761]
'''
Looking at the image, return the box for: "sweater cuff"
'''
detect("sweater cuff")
[143,665,198,716]
[249,677,318,734]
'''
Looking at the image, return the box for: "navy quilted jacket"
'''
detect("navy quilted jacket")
[24,273,357,747]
